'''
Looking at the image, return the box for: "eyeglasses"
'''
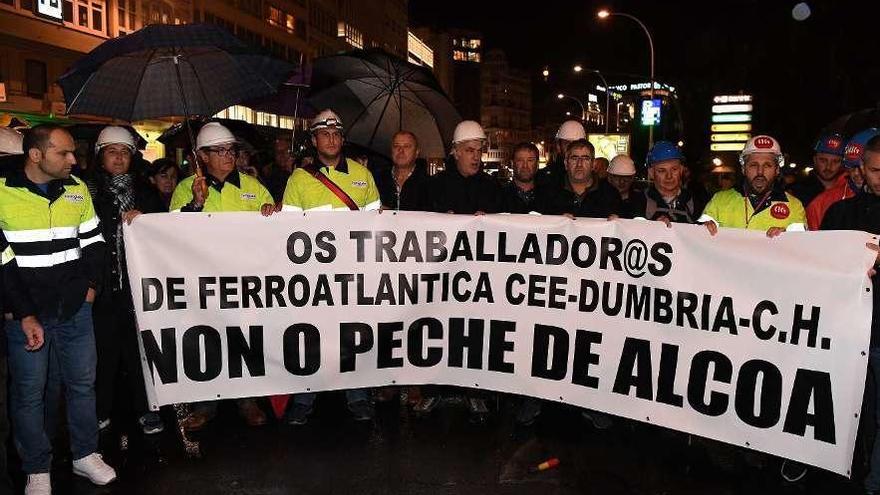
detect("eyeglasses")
[205,147,238,157]
[567,155,594,163]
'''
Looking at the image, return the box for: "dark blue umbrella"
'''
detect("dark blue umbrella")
[59,23,294,122]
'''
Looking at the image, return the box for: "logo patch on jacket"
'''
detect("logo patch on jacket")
[240,192,257,200]
[63,193,85,204]
[770,203,790,219]
[351,180,368,188]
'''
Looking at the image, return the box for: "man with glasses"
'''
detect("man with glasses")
[281,109,380,426]
[537,139,621,218]
[170,122,275,432]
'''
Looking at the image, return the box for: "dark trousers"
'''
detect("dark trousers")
[94,288,148,425]
[0,352,12,492]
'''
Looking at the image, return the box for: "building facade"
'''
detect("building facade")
[0,0,410,160]
[480,49,531,175]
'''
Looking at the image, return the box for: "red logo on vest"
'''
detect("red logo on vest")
[770,203,790,219]
[754,136,775,149]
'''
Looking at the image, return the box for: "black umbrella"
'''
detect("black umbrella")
[308,49,461,158]
[59,23,294,122]
[158,118,268,151]
[823,106,880,138]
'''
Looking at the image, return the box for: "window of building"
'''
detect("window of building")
[25,59,47,98]
[61,0,105,34]
[143,0,172,25]
[337,21,362,49]
[0,0,14,7]
[118,0,137,34]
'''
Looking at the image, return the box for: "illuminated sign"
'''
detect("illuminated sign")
[712,104,754,114]
[711,133,751,142]
[711,123,752,133]
[711,142,748,152]
[607,82,676,93]
[35,0,63,22]
[712,113,752,123]
[641,99,662,126]
[713,95,753,104]
[588,93,598,103]
[588,134,631,161]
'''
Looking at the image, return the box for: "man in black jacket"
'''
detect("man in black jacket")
[821,133,880,494]
[418,121,499,423]
[537,139,621,218]
[639,141,705,224]
[373,131,431,211]
[87,126,165,438]
[500,142,541,214]
[428,120,501,214]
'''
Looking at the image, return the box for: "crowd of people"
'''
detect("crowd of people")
[0,107,877,494]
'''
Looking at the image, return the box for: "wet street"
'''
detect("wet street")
[16,392,870,495]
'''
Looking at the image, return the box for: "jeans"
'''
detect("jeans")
[0,352,13,492]
[7,303,98,474]
[866,348,880,491]
[293,389,370,408]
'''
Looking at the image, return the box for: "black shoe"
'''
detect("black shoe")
[285,403,313,426]
[348,400,375,422]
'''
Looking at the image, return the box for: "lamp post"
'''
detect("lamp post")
[598,9,655,145]
[557,93,586,121]
[573,65,611,133]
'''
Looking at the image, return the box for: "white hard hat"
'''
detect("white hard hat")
[740,135,783,166]
[0,128,23,156]
[310,109,344,132]
[95,125,136,154]
[452,120,486,144]
[555,120,586,141]
[196,122,237,149]
[607,154,636,176]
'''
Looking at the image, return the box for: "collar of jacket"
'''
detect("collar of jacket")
[206,170,241,192]
[735,181,789,203]
[646,185,692,205]
[6,165,77,201]
[310,154,350,175]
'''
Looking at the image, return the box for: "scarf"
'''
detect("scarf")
[106,173,135,290]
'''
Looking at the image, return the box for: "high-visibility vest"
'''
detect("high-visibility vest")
[0,169,104,319]
[282,158,381,212]
[699,187,806,232]
[170,170,273,213]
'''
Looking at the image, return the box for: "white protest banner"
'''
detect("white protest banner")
[124,211,874,476]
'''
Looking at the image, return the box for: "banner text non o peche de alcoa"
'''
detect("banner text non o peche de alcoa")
[140,231,840,440]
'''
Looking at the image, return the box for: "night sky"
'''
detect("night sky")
[410,0,880,165]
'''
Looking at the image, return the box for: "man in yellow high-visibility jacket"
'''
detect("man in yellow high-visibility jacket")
[281,109,378,426]
[700,135,806,237]
[0,125,116,491]
[169,122,275,432]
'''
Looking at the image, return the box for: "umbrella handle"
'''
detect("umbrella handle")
[172,50,203,177]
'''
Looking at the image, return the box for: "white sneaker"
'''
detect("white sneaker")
[72,453,117,485]
[24,473,50,495]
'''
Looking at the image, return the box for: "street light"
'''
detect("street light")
[712,157,722,166]
[558,93,586,121]
[572,65,611,133]
[598,8,656,145]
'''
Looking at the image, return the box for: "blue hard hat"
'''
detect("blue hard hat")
[813,133,845,156]
[645,141,684,166]
[843,128,880,169]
